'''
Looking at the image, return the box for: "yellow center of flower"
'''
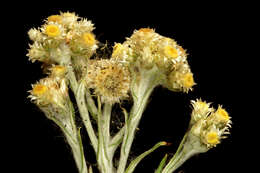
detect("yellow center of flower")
[139,28,154,33]
[112,43,123,57]
[45,25,60,37]
[182,73,195,88]
[164,46,178,59]
[197,101,208,109]
[48,15,62,23]
[206,132,219,145]
[32,84,48,96]
[82,33,95,46]
[216,107,230,122]
[52,66,66,77]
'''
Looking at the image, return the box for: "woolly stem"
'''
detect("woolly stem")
[117,66,161,173]
[97,98,114,173]
[76,81,98,153]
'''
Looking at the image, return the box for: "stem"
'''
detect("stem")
[103,103,112,146]
[67,65,78,94]
[76,81,98,153]
[161,133,188,173]
[64,129,88,173]
[85,89,98,121]
[117,66,161,173]
[49,107,88,173]
[97,98,114,173]
[161,133,205,173]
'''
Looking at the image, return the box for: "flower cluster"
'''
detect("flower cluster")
[86,59,131,104]
[27,12,97,65]
[111,28,195,92]
[190,99,231,148]
[28,65,69,118]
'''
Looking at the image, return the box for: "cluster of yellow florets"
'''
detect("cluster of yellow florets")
[166,63,195,92]
[29,76,68,109]
[111,28,195,92]
[190,99,232,148]
[27,12,97,64]
[86,59,131,104]
[112,28,187,69]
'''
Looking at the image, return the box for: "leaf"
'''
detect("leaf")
[125,141,168,173]
[155,154,168,173]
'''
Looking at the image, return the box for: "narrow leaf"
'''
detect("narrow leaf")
[155,154,168,173]
[125,141,168,173]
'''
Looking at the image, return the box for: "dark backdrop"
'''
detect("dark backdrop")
[6,2,249,173]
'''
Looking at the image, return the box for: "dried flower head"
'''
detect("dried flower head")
[86,59,130,104]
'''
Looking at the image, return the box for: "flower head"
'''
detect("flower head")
[190,99,214,125]
[204,131,220,146]
[189,100,232,148]
[45,24,60,37]
[27,42,48,63]
[32,84,48,97]
[215,106,230,123]
[182,72,195,88]
[138,28,154,33]
[112,43,123,57]
[86,60,130,104]
[166,63,195,92]
[164,45,178,59]
[50,65,66,79]
[29,77,68,107]
[48,15,62,23]
[28,28,45,42]
[82,32,95,46]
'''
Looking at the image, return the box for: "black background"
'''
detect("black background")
[4,2,251,173]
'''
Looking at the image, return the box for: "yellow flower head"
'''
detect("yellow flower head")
[215,106,230,123]
[205,132,220,145]
[51,65,66,78]
[197,101,209,110]
[164,45,178,59]
[32,84,48,96]
[48,15,62,23]
[182,72,195,88]
[138,28,154,33]
[190,99,213,124]
[112,43,123,57]
[45,24,60,37]
[82,32,95,46]
[29,78,68,108]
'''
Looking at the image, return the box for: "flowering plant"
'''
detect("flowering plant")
[27,12,231,173]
